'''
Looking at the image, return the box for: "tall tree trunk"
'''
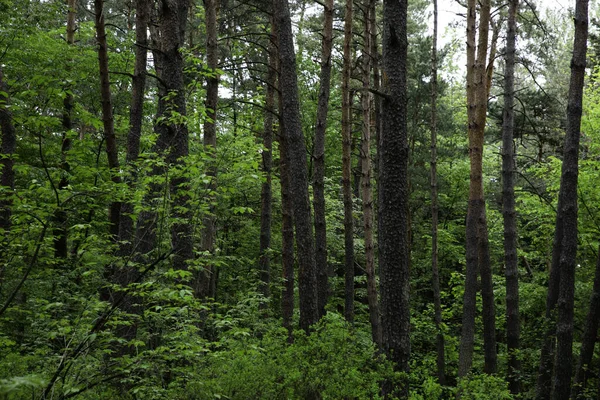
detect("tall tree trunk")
[312,0,334,319]
[430,0,445,385]
[379,0,410,394]
[276,0,318,332]
[341,0,354,324]
[118,0,149,253]
[502,0,521,394]
[54,0,78,259]
[458,0,494,376]
[258,17,277,301]
[94,0,122,241]
[551,1,588,398]
[0,66,15,234]
[196,0,221,298]
[361,0,381,348]
[571,246,600,399]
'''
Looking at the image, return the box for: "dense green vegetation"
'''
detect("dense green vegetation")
[1,0,599,398]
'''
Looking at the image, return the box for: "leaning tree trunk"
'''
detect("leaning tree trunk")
[360,0,381,348]
[94,0,122,241]
[276,0,318,332]
[312,0,334,319]
[551,1,588,398]
[379,0,410,395]
[572,246,600,399]
[341,0,354,324]
[196,0,221,299]
[501,0,521,394]
[430,0,445,385]
[458,0,495,377]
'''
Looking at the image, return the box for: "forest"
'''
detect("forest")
[0,0,599,398]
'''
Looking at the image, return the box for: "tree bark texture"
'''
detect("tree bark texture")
[196,0,221,298]
[0,66,15,233]
[312,0,333,320]
[341,0,354,324]
[430,0,445,385]
[258,16,277,300]
[572,247,600,399]
[551,1,587,398]
[276,0,318,332]
[501,0,521,394]
[360,0,381,349]
[379,0,410,394]
[94,0,122,241]
[458,0,496,377]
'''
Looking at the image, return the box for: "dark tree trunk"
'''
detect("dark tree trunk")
[379,0,410,394]
[118,0,149,253]
[458,0,495,376]
[196,0,220,298]
[502,0,521,394]
[361,0,381,349]
[0,66,15,233]
[312,0,333,319]
[572,247,600,399]
[276,0,318,332]
[551,2,588,398]
[430,0,445,385]
[54,0,78,259]
[258,15,277,300]
[94,0,122,241]
[341,0,354,324]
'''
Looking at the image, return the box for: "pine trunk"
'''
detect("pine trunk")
[502,0,521,394]
[379,0,410,394]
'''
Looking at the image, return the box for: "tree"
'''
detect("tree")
[341,0,355,324]
[0,66,15,234]
[276,0,318,332]
[312,0,334,319]
[379,0,410,394]
[458,0,496,376]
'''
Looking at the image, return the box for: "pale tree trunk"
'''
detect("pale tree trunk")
[430,0,445,385]
[276,0,318,332]
[502,0,521,394]
[341,0,354,323]
[196,0,221,299]
[54,0,78,259]
[361,0,381,348]
[258,17,277,301]
[458,0,495,377]
[571,246,600,399]
[379,0,410,395]
[312,0,333,319]
[551,1,587,397]
[94,0,122,241]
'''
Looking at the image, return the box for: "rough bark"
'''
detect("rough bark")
[0,66,15,233]
[196,0,221,298]
[54,0,77,259]
[312,0,333,319]
[280,128,295,337]
[360,0,381,349]
[276,0,318,332]
[258,19,277,301]
[572,247,600,399]
[502,0,521,394]
[458,0,495,376]
[551,1,587,398]
[341,0,354,324]
[118,0,150,252]
[430,0,445,385]
[94,0,122,240]
[379,0,410,394]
